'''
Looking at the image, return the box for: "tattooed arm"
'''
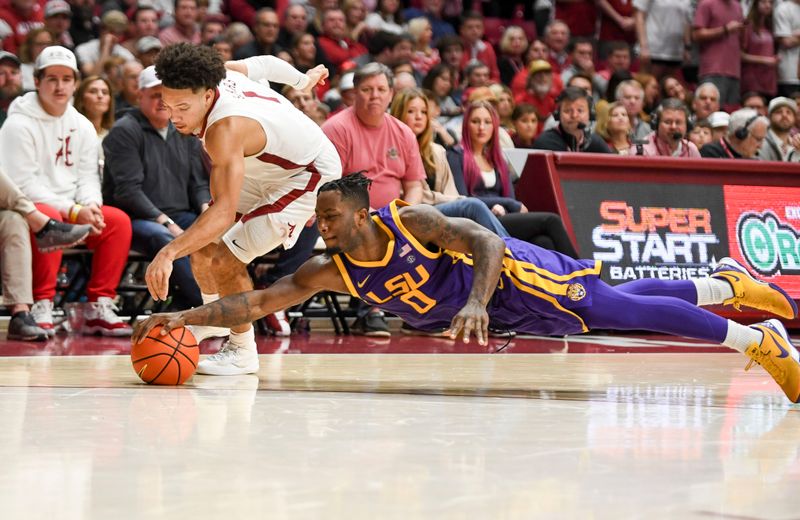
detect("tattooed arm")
[398,204,506,345]
[132,256,348,344]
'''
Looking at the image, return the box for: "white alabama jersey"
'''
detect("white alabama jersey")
[197,70,341,207]
[197,70,341,263]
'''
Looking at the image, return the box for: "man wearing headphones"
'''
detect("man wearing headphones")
[532,86,612,152]
[699,108,769,159]
[633,98,701,157]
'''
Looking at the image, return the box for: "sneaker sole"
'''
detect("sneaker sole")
[82,326,133,337]
[195,361,260,376]
[717,258,799,319]
[37,235,90,253]
[7,333,49,342]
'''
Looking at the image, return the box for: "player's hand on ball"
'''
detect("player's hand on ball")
[132,312,185,345]
[145,250,174,302]
[304,65,329,93]
[447,302,489,346]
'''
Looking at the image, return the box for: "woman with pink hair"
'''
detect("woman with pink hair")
[447,101,578,257]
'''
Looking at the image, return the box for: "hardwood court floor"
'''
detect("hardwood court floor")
[0,333,798,520]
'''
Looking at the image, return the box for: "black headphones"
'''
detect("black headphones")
[649,99,693,133]
[734,114,759,140]
[553,87,596,122]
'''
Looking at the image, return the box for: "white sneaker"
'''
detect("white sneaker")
[31,299,55,337]
[83,297,132,336]
[196,341,259,376]
[187,324,230,342]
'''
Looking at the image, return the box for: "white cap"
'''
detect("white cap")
[768,96,798,115]
[138,65,161,90]
[34,45,78,74]
[136,35,162,54]
[708,111,730,129]
[339,71,355,92]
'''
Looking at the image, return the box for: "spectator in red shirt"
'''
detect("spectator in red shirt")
[316,7,367,72]
[159,0,202,46]
[458,11,499,83]
[514,59,558,123]
[741,0,779,98]
[692,0,745,107]
[511,39,564,98]
[555,0,597,38]
[597,0,637,58]
[0,0,43,55]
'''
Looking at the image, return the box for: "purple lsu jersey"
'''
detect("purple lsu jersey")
[331,201,603,336]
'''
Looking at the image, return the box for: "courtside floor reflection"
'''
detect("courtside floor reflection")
[0,333,797,519]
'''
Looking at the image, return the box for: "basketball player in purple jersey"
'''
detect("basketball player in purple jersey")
[134,174,800,403]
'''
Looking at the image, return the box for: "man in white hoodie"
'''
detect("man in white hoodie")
[0,46,134,336]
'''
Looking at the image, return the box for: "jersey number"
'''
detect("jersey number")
[366,265,436,313]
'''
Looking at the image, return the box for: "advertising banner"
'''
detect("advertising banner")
[563,181,730,284]
[723,185,800,298]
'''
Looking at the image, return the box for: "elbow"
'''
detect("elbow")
[210,201,238,225]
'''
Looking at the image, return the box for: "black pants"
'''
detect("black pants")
[499,212,579,259]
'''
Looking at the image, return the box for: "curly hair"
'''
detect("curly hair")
[154,42,226,91]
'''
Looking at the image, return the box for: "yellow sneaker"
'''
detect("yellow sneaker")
[711,257,798,319]
[746,319,800,403]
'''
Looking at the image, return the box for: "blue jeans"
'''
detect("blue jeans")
[434,198,509,237]
[131,211,201,309]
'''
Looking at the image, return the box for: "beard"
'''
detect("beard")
[532,82,551,96]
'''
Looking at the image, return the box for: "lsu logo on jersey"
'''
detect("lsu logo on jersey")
[365,265,436,313]
[567,283,586,302]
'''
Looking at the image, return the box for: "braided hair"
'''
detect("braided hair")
[318,172,372,211]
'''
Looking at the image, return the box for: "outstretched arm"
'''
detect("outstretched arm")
[398,205,506,345]
[134,255,348,344]
[225,55,328,95]
[144,118,252,301]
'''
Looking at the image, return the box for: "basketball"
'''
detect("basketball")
[131,326,199,385]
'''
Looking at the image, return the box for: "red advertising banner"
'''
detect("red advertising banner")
[724,185,800,298]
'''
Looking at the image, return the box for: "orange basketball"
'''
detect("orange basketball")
[131,326,199,385]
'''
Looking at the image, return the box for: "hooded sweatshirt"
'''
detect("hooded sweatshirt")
[0,91,100,216]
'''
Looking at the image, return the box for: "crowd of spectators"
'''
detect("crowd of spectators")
[1,0,799,339]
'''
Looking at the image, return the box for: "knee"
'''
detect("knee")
[35,203,61,221]
[211,246,244,277]
[101,206,132,235]
[0,210,28,239]
[461,197,490,216]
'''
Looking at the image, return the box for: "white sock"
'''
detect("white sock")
[722,320,762,353]
[228,326,255,350]
[693,278,735,306]
[201,292,220,305]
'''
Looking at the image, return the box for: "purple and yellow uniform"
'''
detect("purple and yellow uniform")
[331,201,602,336]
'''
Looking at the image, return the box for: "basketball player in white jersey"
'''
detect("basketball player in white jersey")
[144,43,342,375]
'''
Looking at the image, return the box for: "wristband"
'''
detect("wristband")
[162,217,176,228]
[68,204,82,223]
